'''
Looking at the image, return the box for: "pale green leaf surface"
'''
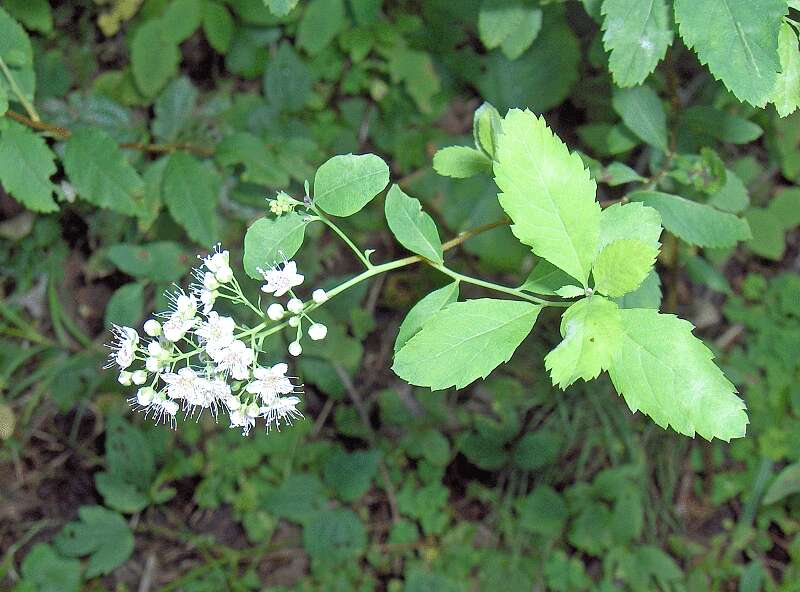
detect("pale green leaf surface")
[615,269,662,309]
[243,212,307,279]
[0,121,57,213]
[162,152,220,246]
[478,0,526,49]
[493,109,600,285]
[473,102,502,158]
[264,0,300,16]
[612,85,668,151]
[104,283,145,329]
[264,42,313,112]
[773,23,800,117]
[107,242,190,283]
[555,285,586,298]
[764,463,800,504]
[392,299,541,390]
[433,146,493,179]
[297,0,346,55]
[394,283,459,353]
[593,239,658,297]
[598,201,662,250]
[384,185,443,263]
[608,309,748,441]
[152,76,198,142]
[500,7,543,60]
[520,259,577,295]
[54,506,134,578]
[161,0,202,43]
[708,169,749,213]
[314,153,390,216]
[20,543,81,592]
[130,19,180,97]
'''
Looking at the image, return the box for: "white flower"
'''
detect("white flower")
[163,314,196,342]
[118,371,132,386]
[287,297,304,313]
[106,325,139,370]
[133,389,178,428]
[146,357,162,373]
[213,340,254,380]
[132,370,148,385]
[198,288,217,315]
[147,341,163,357]
[312,289,328,304]
[136,387,155,406]
[259,261,304,297]
[229,409,255,435]
[263,396,302,431]
[203,271,220,291]
[195,312,235,360]
[267,303,285,321]
[246,363,294,405]
[144,319,162,337]
[308,323,327,341]
[203,247,233,284]
[162,367,201,401]
[288,341,302,357]
[288,316,301,328]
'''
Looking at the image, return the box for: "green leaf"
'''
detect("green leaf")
[314,153,390,216]
[478,0,525,49]
[107,242,190,283]
[20,544,81,592]
[395,283,459,353]
[601,162,645,185]
[473,101,502,158]
[674,0,786,106]
[680,106,764,144]
[215,132,290,187]
[385,46,441,114]
[0,6,35,103]
[303,509,367,565]
[264,0,300,16]
[243,212,308,279]
[593,239,658,297]
[63,127,144,216]
[433,146,493,179]
[161,0,202,44]
[615,269,662,309]
[763,463,800,504]
[323,449,380,502]
[493,109,601,285]
[601,0,673,87]
[520,260,576,296]
[4,0,52,34]
[545,296,623,388]
[384,185,443,263]
[0,83,6,116]
[745,207,787,260]
[162,151,221,246]
[0,121,57,213]
[599,201,662,250]
[152,76,198,142]
[104,283,145,329]
[500,7,543,60]
[95,472,150,514]
[264,42,312,112]
[96,416,155,512]
[516,485,567,537]
[203,0,235,53]
[263,474,329,523]
[54,506,134,578]
[630,191,751,247]
[709,169,750,213]
[393,298,541,390]
[297,0,346,55]
[130,19,180,97]
[773,23,800,117]
[608,308,749,441]
[612,85,668,151]
[555,285,586,298]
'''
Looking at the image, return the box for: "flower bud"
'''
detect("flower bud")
[246,402,261,418]
[288,315,301,328]
[287,297,303,313]
[288,341,302,357]
[308,323,327,341]
[118,371,133,386]
[147,341,163,357]
[267,303,285,321]
[215,265,233,284]
[137,387,155,406]
[144,319,161,337]
[146,357,161,372]
[312,289,328,304]
[132,370,148,385]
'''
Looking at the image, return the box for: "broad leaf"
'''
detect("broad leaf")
[493,109,600,285]
[612,85,668,151]
[593,239,658,297]
[545,296,623,388]
[608,309,748,441]
[630,191,751,247]
[314,153,390,216]
[303,509,367,564]
[773,23,800,117]
[243,212,307,279]
[763,463,800,504]
[162,152,220,246]
[104,283,145,329]
[0,121,57,213]
[0,6,35,103]
[323,450,380,502]
[161,0,202,43]
[20,544,81,592]
[500,7,543,60]
[433,146,493,179]
[394,282,459,353]
[598,201,662,251]
[478,0,526,49]
[203,1,234,53]
[601,0,673,87]
[107,242,190,283]
[615,269,662,309]
[264,42,313,112]
[152,76,198,142]
[520,259,577,296]
[674,0,786,106]
[265,0,300,16]
[130,19,180,97]
[384,185,443,263]
[54,506,134,578]
[392,298,541,390]
[297,0,346,55]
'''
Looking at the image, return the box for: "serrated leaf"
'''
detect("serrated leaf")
[599,201,662,251]
[0,6,35,103]
[162,152,220,246]
[478,0,526,49]
[392,298,541,390]
[630,191,751,247]
[608,309,748,441]
[615,269,662,309]
[773,23,800,117]
[107,242,190,283]
[500,7,543,60]
[130,19,180,97]
[520,260,577,295]
[0,121,57,213]
[545,296,623,388]
[612,85,668,151]
[323,450,380,502]
[314,153,390,216]
[54,506,134,578]
[297,0,346,55]
[243,212,308,279]
[493,109,600,285]
[674,0,786,107]
[593,239,658,297]
[203,0,235,53]
[63,127,143,216]
[384,185,443,263]
[601,0,673,87]
[433,146,493,179]
[394,282,459,353]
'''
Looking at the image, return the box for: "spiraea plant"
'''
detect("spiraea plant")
[109,105,749,442]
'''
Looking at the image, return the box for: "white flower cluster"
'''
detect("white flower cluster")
[106,245,330,436]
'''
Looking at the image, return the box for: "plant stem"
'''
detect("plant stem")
[0,57,39,122]
[310,208,373,268]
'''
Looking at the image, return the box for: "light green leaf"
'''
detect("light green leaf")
[555,285,586,298]
[243,212,308,279]
[203,0,235,53]
[601,0,673,87]
[264,0,300,16]
[54,506,134,578]
[601,162,645,186]
[517,485,567,537]
[384,185,443,263]
[152,76,198,142]
[0,83,6,115]
[608,308,748,441]
[385,46,441,114]
[4,0,52,33]
[104,283,145,329]
[615,268,662,309]
[392,298,541,390]
[162,152,220,246]
[773,23,800,117]
[0,121,57,213]
[394,282,459,353]
[500,7,543,60]
[708,169,750,213]
[433,146,493,179]
[545,296,623,388]
[630,191,751,247]
[107,242,190,283]
[674,0,786,106]
[473,101,502,158]
[130,19,180,97]
[745,207,786,260]
[297,0,346,55]
[520,260,577,295]
[493,109,601,285]
[593,239,658,297]
[599,201,662,251]
[314,153,390,216]
[478,0,525,49]
[0,6,36,103]
[763,463,800,504]
[215,132,290,187]
[612,85,668,151]
[63,127,143,216]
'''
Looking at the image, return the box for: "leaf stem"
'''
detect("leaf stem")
[310,207,373,268]
[0,57,39,122]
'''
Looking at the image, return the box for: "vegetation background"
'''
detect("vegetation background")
[2,0,800,590]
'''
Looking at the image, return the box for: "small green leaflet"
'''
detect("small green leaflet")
[162,151,221,246]
[545,296,623,388]
[612,85,668,152]
[54,506,134,578]
[392,298,541,390]
[215,132,289,187]
[493,109,600,285]
[763,463,800,504]
[130,19,180,97]
[0,121,57,213]
[303,509,367,565]
[314,153,390,217]
[772,23,800,117]
[473,101,502,158]
[598,201,662,251]
[297,0,346,56]
[63,127,143,216]
[323,449,380,502]
[0,6,36,103]
[432,146,492,179]
[243,212,307,279]
[630,191,751,248]
[608,309,749,441]
[394,282,459,353]
[520,260,577,296]
[555,285,586,298]
[499,7,542,60]
[601,0,673,87]
[593,239,658,297]
[478,0,526,49]
[674,0,786,107]
[384,185,443,264]
[19,544,80,592]
[264,0,300,16]
[202,1,234,53]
